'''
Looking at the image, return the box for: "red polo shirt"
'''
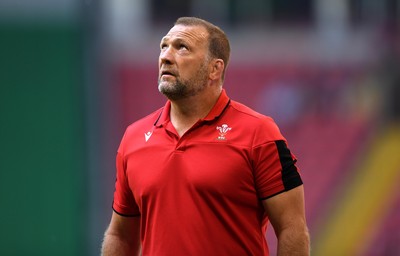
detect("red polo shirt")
[113,89,303,255]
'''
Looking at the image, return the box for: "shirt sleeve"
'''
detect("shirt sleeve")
[252,139,303,200]
[112,147,140,217]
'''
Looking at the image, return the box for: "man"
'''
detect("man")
[102,17,310,256]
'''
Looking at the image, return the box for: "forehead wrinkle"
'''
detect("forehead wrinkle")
[162,26,208,45]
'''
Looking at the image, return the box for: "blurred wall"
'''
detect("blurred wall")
[0,1,87,255]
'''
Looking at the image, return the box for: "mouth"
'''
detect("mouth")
[160,70,176,77]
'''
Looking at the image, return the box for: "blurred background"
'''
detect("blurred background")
[1,0,400,255]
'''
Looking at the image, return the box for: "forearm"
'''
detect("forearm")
[101,233,141,256]
[276,226,310,256]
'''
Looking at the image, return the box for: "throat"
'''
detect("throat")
[171,117,199,137]
[169,100,208,137]
[168,89,221,137]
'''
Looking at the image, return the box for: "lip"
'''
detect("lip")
[160,67,176,74]
[160,70,176,78]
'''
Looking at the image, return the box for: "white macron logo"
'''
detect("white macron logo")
[216,124,232,140]
[144,131,153,142]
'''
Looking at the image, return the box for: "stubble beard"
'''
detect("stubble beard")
[158,63,209,101]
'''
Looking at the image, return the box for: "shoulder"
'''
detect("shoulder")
[227,100,285,143]
[118,107,163,151]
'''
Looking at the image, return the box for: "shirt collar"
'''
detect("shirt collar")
[202,89,230,121]
[154,89,230,127]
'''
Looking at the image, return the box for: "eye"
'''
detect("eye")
[160,43,168,50]
[179,44,188,50]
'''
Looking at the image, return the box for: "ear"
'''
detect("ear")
[209,59,224,81]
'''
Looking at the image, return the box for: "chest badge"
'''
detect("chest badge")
[216,124,232,140]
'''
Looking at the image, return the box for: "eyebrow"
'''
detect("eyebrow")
[160,36,169,43]
[160,37,188,46]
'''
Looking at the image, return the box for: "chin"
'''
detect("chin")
[158,82,172,92]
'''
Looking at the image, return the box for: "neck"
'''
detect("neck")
[170,87,222,136]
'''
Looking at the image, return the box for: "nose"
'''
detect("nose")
[159,46,174,65]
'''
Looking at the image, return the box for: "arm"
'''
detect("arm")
[263,186,310,256]
[101,211,141,256]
